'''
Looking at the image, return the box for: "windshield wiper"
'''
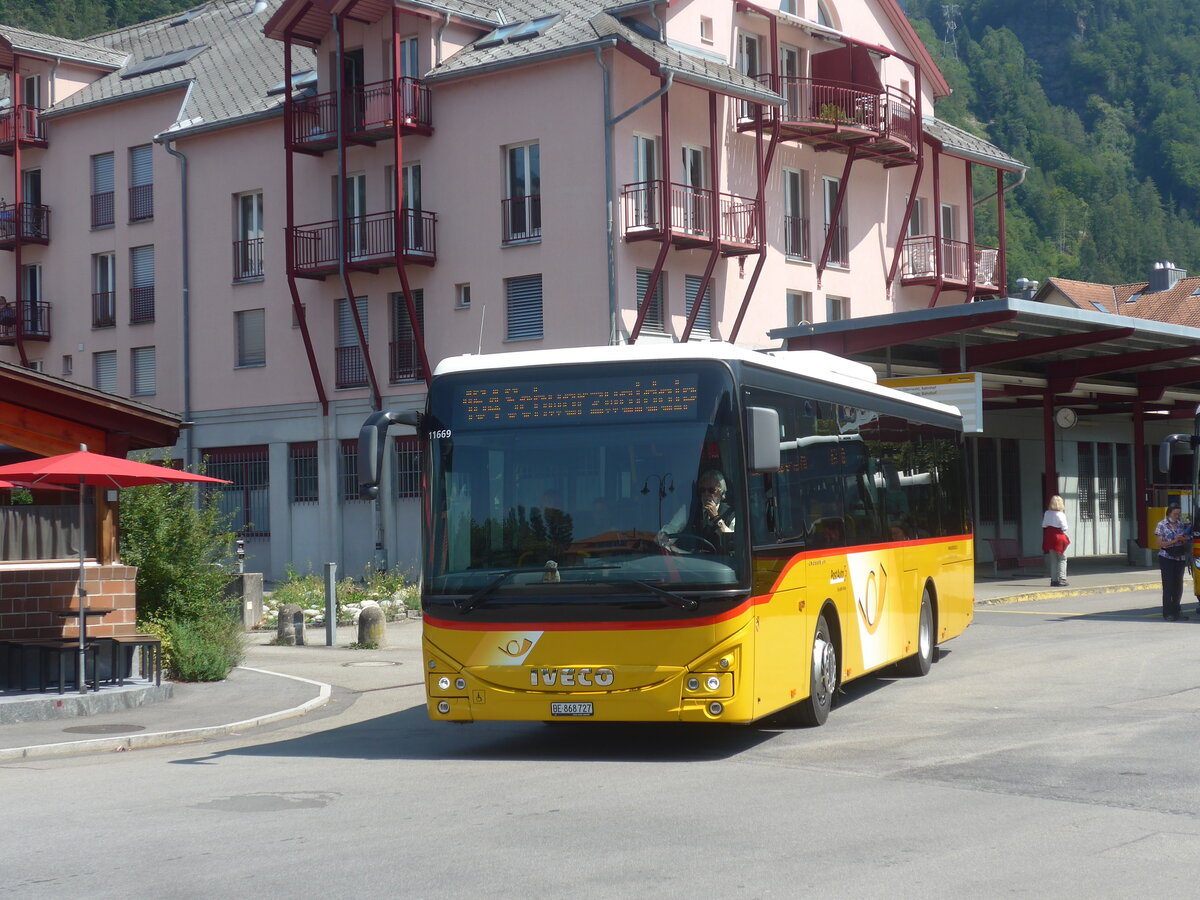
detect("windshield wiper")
[455,564,623,613]
[606,579,699,612]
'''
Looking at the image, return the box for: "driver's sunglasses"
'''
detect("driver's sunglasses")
[699,485,722,494]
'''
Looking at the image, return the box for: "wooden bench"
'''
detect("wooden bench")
[985,538,1044,577]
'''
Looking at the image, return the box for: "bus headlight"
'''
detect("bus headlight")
[455,677,467,690]
[705,676,721,691]
[708,701,724,716]
[686,677,700,691]
[437,701,450,714]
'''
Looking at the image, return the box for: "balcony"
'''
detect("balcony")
[743,77,919,166]
[233,237,264,282]
[92,291,116,328]
[289,77,432,154]
[289,209,437,279]
[0,298,51,343]
[900,235,1000,291]
[389,339,425,383]
[0,104,47,153]
[621,181,760,256]
[0,202,50,248]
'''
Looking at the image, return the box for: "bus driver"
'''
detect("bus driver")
[658,469,736,553]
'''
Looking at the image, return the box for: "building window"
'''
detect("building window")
[455,283,471,309]
[823,176,847,267]
[503,141,540,243]
[91,152,114,228]
[786,290,811,326]
[817,0,835,28]
[62,354,72,376]
[92,253,116,327]
[130,245,155,323]
[505,274,543,341]
[826,295,849,321]
[336,297,368,387]
[390,289,424,383]
[394,435,421,498]
[1000,437,1020,525]
[783,168,809,260]
[288,442,319,503]
[779,0,796,14]
[1077,442,1095,521]
[700,16,714,43]
[340,439,362,501]
[93,350,117,394]
[684,274,711,339]
[235,308,266,367]
[235,191,264,281]
[907,196,927,237]
[131,346,156,396]
[129,144,153,222]
[635,269,666,334]
[204,445,270,536]
[977,438,997,527]
[1097,442,1114,521]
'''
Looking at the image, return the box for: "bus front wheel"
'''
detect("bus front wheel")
[896,586,934,677]
[790,612,838,727]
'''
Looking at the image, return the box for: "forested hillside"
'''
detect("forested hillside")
[6,0,1199,287]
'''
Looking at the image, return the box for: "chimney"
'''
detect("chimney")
[1013,277,1039,301]
[1148,260,1187,293]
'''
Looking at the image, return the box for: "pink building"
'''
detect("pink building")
[0,0,1024,581]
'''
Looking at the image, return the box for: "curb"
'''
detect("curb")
[0,667,332,762]
[977,581,1160,606]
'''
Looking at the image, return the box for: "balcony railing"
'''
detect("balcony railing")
[389,339,424,383]
[233,237,264,281]
[623,180,661,231]
[130,285,155,323]
[290,209,437,275]
[335,345,367,388]
[752,76,920,154]
[784,214,810,260]
[290,77,432,149]
[129,184,153,222]
[92,291,116,328]
[622,181,760,248]
[502,195,541,244]
[0,202,50,244]
[825,222,849,267]
[91,192,114,228]
[0,104,46,147]
[900,235,999,286]
[0,298,51,341]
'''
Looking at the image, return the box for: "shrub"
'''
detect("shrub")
[262,565,419,628]
[166,609,245,681]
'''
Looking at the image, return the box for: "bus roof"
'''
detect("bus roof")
[434,342,963,424]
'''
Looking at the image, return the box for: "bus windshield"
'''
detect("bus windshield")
[424,361,747,602]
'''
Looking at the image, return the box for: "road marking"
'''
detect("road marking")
[976,608,1164,618]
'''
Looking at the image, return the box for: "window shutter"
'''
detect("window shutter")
[505,275,543,340]
[130,145,153,187]
[93,350,117,393]
[684,275,711,338]
[237,309,266,366]
[391,289,424,341]
[635,269,665,333]
[132,346,156,395]
[337,297,368,346]
[92,153,114,193]
[131,245,154,287]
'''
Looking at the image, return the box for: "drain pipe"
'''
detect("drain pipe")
[597,45,670,343]
[155,133,195,470]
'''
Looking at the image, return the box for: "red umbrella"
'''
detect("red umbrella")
[0,447,229,692]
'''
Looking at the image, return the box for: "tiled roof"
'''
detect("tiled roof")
[43,1,312,135]
[425,0,781,105]
[1041,274,1200,329]
[1042,277,1120,315]
[0,24,127,67]
[923,116,1026,173]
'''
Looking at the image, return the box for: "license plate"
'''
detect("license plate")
[550,702,594,717]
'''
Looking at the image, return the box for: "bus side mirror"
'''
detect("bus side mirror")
[1159,434,1191,474]
[359,409,422,499]
[746,406,780,473]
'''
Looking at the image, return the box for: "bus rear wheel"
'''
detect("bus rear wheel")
[789,612,837,727]
[897,587,934,677]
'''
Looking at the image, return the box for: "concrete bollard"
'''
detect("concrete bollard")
[277,603,304,646]
[358,605,386,648]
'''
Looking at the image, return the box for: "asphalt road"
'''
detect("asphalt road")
[3,588,1198,898]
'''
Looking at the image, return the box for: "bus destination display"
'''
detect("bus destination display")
[458,375,699,425]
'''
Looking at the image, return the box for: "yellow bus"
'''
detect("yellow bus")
[359,342,973,726]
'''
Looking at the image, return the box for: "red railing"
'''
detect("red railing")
[129,184,153,222]
[720,192,759,246]
[502,195,541,243]
[760,76,919,150]
[233,237,264,281]
[92,291,115,328]
[129,285,155,323]
[901,235,999,285]
[351,77,431,133]
[291,91,338,144]
[622,180,661,231]
[880,86,919,149]
[389,339,424,383]
[623,181,759,245]
[784,214,810,259]
[0,299,51,341]
[0,104,44,145]
[91,192,114,228]
[0,202,50,242]
[335,345,367,388]
[290,210,436,273]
